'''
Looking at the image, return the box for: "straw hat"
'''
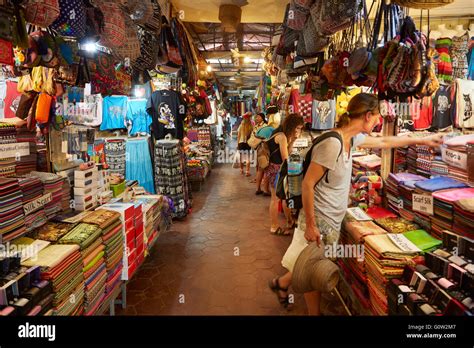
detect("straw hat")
[292,242,340,294]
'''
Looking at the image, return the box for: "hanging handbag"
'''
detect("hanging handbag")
[35,93,53,123]
[98,1,125,47]
[51,0,87,39]
[286,0,310,31]
[24,0,60,28]
[83,0,104,43]
[114,17,141,61]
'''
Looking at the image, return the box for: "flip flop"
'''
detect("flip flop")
[268,277,290,309]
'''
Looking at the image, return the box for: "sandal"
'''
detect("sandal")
[268,277,290,309]
[271,227,292,236]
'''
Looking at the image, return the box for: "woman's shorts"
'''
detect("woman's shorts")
[263,162,281,188]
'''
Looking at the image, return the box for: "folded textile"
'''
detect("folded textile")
[365,234,420,259]
[374,217,420,234]
[402,230,442,252]
[414,177,468,192]
[81,209,121,230]
[35,222,77,242]
[58,223,102,250]
[22,244,80,269]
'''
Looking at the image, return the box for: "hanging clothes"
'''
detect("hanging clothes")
[125,138,155,193]
[146,89,185,140]
[411,97,433,131]
[311,99,336,130]
[154,139,190,218]
[455,78,474,128]
[127,99,152,136]
[101,96,128,131]
[451,33,469,80]
[104,139,126,176]
[431,84,454,130]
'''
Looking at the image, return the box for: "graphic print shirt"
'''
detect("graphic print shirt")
[147,90,185,140]
[312,99,336,130]
[100,96,127,130]
[127,99,152,136]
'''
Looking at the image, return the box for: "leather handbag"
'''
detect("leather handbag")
[24,0,60,28]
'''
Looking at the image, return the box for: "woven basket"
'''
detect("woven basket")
[98,1,126,47]
[391,0,454,9]
[114,18,140,61]
[24,0,60,27]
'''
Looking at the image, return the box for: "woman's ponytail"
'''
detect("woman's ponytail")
[337,112,351,128]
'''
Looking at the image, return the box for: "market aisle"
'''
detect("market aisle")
[118,163,343,315]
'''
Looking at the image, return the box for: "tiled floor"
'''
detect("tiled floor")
[117,162,345,316]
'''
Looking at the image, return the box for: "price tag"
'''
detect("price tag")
[412,194,434,216]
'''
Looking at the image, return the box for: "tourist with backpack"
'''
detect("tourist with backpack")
[263,114,305,236]
[269,93,444,314]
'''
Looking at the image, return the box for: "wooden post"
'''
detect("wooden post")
[380,117,395,181]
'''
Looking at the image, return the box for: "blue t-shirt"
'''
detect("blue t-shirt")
[256,126,275,139]
[127,99,152,136]
[101,96,127,131]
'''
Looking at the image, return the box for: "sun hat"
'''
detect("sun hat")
[292,242,340,294]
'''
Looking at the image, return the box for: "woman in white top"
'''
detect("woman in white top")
[269,93,444,314]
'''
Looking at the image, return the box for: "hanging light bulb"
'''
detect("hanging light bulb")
[206,65,213,72]
[244,56,251,64]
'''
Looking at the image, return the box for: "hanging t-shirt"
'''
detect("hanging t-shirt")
[411,97,433,130]
[290,90,313,123]
[432,84,453,130]
[456,78,474,128]
[83,94,103,127]
[146,90,185,140]
[127,99,152,136]
[100,96,127,130]
[311,99,336,130]
[4,81,22,118]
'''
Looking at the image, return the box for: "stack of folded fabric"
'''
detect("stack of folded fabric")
[394,147,408,172]
[82,210,123,298]
[443,135,474,184]
[36,142,48,172]
[134,196,163,251]
[415,145,435,177]
[27,172,64,219]
[340,216,387,310]
[0,178,26,242]
[17,176,47,232]
[58,223,106,315]
[22,244,85,316]
[352,154,381,175]
[398,175,428,221]
[374,217,419,234]
[407,145,418,174]
[453,197,474,237]
[35,221,77,243]
[414,177,468,231]
[364,234,419,315]
[0,123,18,177]
[431,188,474,239]
[15,143,37,176]
[60,177,72,213]
[402,229,442,253]
[385,173,426,214]
[430,156,449,177]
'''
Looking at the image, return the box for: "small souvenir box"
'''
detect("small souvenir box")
[74,167,98,180]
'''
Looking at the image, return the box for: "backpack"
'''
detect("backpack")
[276,131,344,209]
[257,131,283,169]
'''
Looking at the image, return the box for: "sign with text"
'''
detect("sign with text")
[0,142,30,160]
[442,147,467,170]
[388,234,421,253]
[347,207,373,221]
[293,138,309,148]
[23,193,52,216]
[412,193,434,216]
